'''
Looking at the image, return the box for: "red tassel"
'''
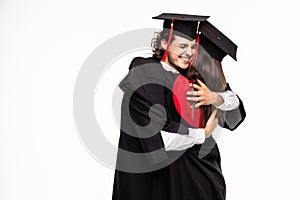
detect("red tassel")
[189,33,200,67]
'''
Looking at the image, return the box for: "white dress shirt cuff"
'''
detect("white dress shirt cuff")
[215,90,240,111]
[161,128,205,151]
[188,128,206,144]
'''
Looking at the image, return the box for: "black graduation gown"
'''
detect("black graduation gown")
[112,57,246,200]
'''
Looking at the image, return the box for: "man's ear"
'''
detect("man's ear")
[160,39,167,50]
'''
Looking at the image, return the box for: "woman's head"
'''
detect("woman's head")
[192,46,227,92]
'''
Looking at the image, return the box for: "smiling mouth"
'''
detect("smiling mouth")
[179,56,191,63]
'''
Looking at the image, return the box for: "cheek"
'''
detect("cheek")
[169,51,184,63]
[168,44,184,56]
[174,48,185,56]
[168,51,178,61]
[192,49,196,54]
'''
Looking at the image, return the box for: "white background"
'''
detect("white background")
[1,0,300,199]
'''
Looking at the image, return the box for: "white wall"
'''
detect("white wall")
[1,0,299,199]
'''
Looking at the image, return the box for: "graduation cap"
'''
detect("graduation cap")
[199,20,238,61]
[153,13,209,62]
[153,13,209,40]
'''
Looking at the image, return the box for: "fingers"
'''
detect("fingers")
[189,83,201,91]
[207,109,218,123]
[195,102,203,108]
[186,90,205,96]
[211,109,218,118]
[188,79,207,90]
[204,109,218,138]
[186,96,198,102]
[197,79,207,88]
[208,110,218,127]
[186,96,205,102]
[187,95,209,108]
[186,90,198,96]
[187,81,211,106]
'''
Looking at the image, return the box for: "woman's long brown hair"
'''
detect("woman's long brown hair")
[186,46,227,127]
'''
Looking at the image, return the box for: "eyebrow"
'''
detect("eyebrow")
[177,43,189,46]
[177,43,197,47]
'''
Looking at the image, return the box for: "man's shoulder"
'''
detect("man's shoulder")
[119,56,166,93]
[129,57,161,70]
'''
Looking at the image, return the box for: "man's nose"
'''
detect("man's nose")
[185,46,193,56]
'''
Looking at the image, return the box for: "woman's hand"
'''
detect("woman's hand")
[204,109,218,138]
[186,79,224,108]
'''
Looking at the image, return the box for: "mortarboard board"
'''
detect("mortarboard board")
[199,20,238,61]
[153,13,209,40]
[153,13,209,62]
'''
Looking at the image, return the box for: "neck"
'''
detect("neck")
[163,60,189,76]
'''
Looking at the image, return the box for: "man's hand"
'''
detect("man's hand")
[186,79,224,108]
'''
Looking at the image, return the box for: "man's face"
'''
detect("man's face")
[164,35,197,70]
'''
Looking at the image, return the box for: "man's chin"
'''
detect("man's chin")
[178,64,189,69]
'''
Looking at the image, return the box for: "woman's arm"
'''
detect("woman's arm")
[161,110,218,151]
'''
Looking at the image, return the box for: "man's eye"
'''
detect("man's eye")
[178,44,187,48]
[191,45,197,49]
[178,45,187,48]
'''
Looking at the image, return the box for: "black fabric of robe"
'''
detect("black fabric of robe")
[112,57,246,200]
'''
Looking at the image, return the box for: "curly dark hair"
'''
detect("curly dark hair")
[151,30,175,61]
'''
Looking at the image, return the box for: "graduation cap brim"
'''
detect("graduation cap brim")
[199,20,237,61]
[153,13,210,40]
[152,13,210,22]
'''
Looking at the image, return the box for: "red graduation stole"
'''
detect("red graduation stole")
[172,74,203,128]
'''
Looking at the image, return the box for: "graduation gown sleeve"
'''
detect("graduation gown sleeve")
[218,83,246,131]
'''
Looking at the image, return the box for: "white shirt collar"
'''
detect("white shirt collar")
[160,61,179,74]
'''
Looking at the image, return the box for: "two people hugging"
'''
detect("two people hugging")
[113,13,246,200]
